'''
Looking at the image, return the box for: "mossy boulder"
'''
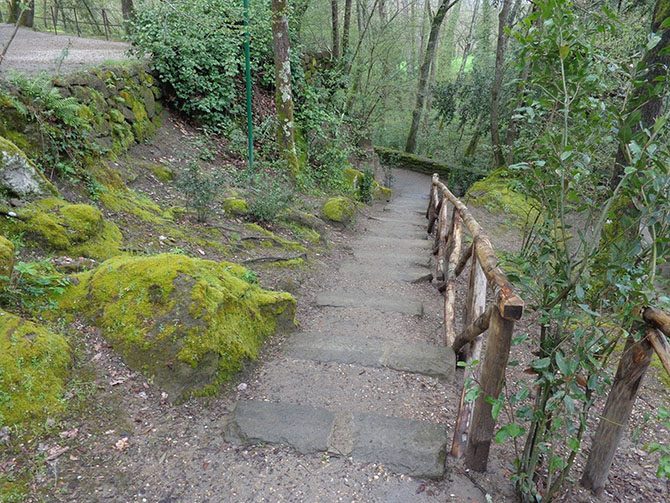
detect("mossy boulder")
[0,198,122,260]
[0,136,56,199]
[465,168,540,228]
[222,197,249,216]
[57,254,296,400]
[0,235,15,280]
[149,163,174,182]
[322,197,356,224]
[343,166,392,202]
[0,310,71,429]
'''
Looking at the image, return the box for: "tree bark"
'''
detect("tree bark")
[405,0,461,154]
[272,0,300,177]
[610,0,670,188]
[331,0,340,59]
[456,0,479,81]
[342,0,353,57]
[121,0,134,21]
[490,0,513,168]
[581,333,654,495]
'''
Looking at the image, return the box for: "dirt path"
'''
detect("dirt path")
[0,24,130,75]
[41,169,493,502]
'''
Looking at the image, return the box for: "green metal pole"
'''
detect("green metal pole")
[243,0,254,172]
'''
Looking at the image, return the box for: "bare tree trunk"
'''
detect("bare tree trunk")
[378,0,387,23]
[272,0,300,177]
[0,2,26,66]
[405,0,461,153]
[456,0,479,81]
[331,0,340,59]
[342,0,353,57]
[121,0,134,21]
[490,0,513,168]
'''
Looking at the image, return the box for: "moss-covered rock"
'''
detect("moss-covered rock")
[148,163,174,182]
[0,235,15,280]
[0,136,56,199]
[465,168,540,228]
[0,198,122,260]
[343,166,392,201]
[57,254,296,400]
[222,197,249,216]
[322,196,356,224]
[0,310,71,429]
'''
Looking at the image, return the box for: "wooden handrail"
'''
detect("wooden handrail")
[432,175,524,320]
[426,173,525,470]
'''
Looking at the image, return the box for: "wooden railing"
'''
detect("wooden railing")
[581,306,670,494]
[426,173,524,472]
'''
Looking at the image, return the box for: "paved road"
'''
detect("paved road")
[0,24,131,75]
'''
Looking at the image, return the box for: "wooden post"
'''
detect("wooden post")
[434,200,448,282]
[451,253,487,457]
[102,8,110,40]
[465,306,515,472]
[444,211,463,347]
[73,8,81,37]
[581,332,654,495]
[50,6,57,35]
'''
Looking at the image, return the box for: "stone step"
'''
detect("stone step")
[284,333,454,379]
[351,249,430,269]
[367,226,427,240]
[338,262,432,283]
[357,236,432,249]
[316,290,424,316]
[365,216,425,227]
[225,400,448,479]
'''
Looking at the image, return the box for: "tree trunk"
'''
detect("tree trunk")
[121,0,134,21]
[405,0,460,154]
[610,0,670,188]
[342,0,352,57]
[272,0,300,177]
[378,0,387,23]
[456,0,479,81]
[331,0,340,59]
[7,0,31,26]
[490,0,513,168]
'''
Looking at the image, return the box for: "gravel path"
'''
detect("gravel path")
[0,24,131,75]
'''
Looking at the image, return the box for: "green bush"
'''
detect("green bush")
[247,176,294,223]
[176,161,225,223]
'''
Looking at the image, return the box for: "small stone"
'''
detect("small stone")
[237,383,248,391]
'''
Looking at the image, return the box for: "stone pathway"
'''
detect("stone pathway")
[225,170,457,480]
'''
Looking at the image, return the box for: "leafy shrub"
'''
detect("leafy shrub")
[176,161,225,223]
[247,176,294,223]
[0,260,70,312]
[358,168,374,204]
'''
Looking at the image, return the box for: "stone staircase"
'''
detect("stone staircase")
[225,177,455,480]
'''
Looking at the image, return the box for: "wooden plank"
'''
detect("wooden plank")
[444,212,463,347]
[581,332,654,495]
[433,200,449,282]
[454,242,473,277]
[451,254,487,458]
[465,307,515,472]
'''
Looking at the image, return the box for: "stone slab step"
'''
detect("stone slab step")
[338,262,433,283]
[225,400,448,479]
[350,413,447,479]
[367,227,427,240]
[316,290,424,316]
[351,250,430,269]
[357,236,432,249]
[284,333,454,380]
[224,400,335,454]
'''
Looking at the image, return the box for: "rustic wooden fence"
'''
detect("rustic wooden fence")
[427,172,670,489]
[32,1,125,39]
[426,173,524,472]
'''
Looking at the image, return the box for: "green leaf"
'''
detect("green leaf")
[494,423,525,444]
[559,45,570,59]
[555,351,571,376]
[532,357,551,370]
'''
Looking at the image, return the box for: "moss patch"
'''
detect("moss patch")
[0,235,15,280]
[465,168,540,229]
[322,196,356,224]
[244,223,307,252]
[0,310,71,429]
[56,254,296,400]
[0,198,122,260]
[222,197,249,216]
[100,188,168,225]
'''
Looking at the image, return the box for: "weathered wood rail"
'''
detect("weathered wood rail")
[581,306,670,495]
[426,173,524,472]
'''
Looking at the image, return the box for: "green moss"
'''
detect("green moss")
[322,196,356,224]
[0,235,15,280]
[268,257,306,268]
[283,221,321,244]
[343,166,363,188]
[0,310,71,429]
[100,188,168,225]
[0,198,122,260]
[148,163,174,182]
[0,136,58,197]
[465,168,540,229]
[244,223,306,252]
[222,197,249,216]
[57,254,295,400]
